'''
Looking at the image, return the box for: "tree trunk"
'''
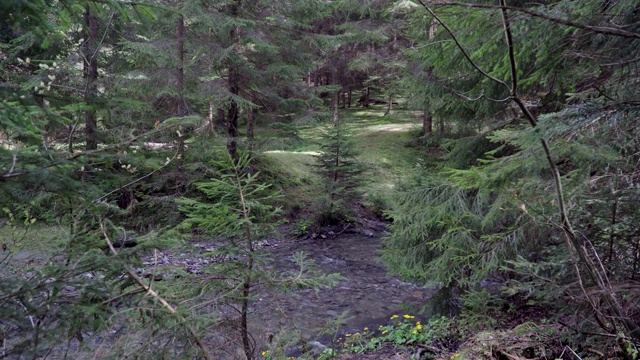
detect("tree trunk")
[207,101,215,132]
[217,107,225,131]
[83,5,99,151]
[247,103,256,152]
[227,0,241,166]
[227,66,240,165]
[175,4,186,187]
[384,95,393,116]
[347,88,352,108]
[362,87,370,108]
[331,68,339,123]
[422,108,433,135]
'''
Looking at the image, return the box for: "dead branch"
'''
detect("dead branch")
[430,1,640,39]
[99,220,213,360]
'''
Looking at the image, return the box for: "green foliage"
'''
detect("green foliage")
[383,170,545,292]
[341,315,455,355]
[176,152,342,357]
[314,121,367,224]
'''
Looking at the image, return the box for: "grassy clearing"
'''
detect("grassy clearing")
[260,150,323,216]
[258,106,424,214]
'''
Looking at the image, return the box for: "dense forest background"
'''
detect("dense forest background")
[1,0,639,359]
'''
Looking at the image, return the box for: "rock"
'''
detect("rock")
[307,341,328,356]
[326,310,338,317]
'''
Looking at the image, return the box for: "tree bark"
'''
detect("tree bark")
[83,5,99,151]
[347,88,352,108]
[217,107,225,131]
[207,101,215,132]
[384,95,393,116]
[362,87,370,108]
[247,102,256,151]
[226,0,241,165]
[331,67,340,123]
[175,3,187,187]
[422,108,433,135]
[227,66,240,164]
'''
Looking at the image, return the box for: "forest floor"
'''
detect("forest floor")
[0,107,592,359]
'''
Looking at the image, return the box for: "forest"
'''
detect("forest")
[1,0,639,359]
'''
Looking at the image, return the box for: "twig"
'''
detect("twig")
[93,149,178,203]
[99,220,213,360]
[585,348,605,358]
[429,1,640,39]
[559,345,583,360]
[8,155,16,174]
[335,223,351,236]
[498,350,525,360]
[416,343,441,353]
[415,0,511,92]
[421,0,640,341]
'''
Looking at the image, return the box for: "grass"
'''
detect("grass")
[256,106,424,214]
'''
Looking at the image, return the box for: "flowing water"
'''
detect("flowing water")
[251,231,435,346]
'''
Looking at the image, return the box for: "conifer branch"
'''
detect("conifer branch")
[430,1,640,39]
[415,0,511,92]
[99,220,214,360]
[497,1,640,341]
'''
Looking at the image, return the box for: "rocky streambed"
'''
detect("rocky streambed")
[248,229,435,350]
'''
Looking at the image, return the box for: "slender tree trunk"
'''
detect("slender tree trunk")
[68,125,75,153]
[227,65,240,164]
[206,101,215,132]
[347,88,352,108]
[217,107,225,131]
[384,95,393,116]
[422,108,433,135]
[331,68,339,123]
[247,103,256,152]
[83,5,99,151]
[226,0,241,165]
[362,87,370,108]
[175,3,187,187]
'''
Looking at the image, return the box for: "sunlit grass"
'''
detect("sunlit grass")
[256,107,425,211]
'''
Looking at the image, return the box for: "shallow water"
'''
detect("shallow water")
[251,233,435,346]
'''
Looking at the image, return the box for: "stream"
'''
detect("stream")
[249,230,435,350]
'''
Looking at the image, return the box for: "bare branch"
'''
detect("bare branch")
[99,220,214,360]
[414,0,511,92]
[430,1,640,39]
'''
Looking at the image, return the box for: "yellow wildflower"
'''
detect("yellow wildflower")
[261,350,267,356]
[416,323,423,331]
[382,330,388,334]
[363,327,369,331]
[403,314,415,319]
[390,314,399,319]
[345,333,351,337]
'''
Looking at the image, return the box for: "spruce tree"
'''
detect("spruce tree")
[314,121,366,225]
